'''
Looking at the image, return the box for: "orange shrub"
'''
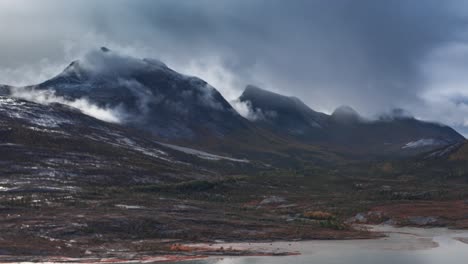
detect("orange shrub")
[303,211,335,220]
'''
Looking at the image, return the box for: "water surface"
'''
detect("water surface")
[173,225,468,264]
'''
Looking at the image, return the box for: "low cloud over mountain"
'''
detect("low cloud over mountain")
[2,1,468,135]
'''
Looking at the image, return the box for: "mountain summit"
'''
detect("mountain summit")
[27,48,248,139]
[239,85,328,137]
[237,85,464,155]
[331,105,361,124]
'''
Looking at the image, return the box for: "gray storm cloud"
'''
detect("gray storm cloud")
[1,0,468,134]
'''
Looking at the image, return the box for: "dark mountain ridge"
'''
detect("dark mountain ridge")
[239,85,329,140]
[1,48,463,158]
[27,48,249,140]
[238,85,464,155]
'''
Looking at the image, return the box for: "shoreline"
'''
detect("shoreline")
[3,225,468,263]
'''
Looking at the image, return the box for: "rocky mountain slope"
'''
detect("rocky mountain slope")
[0,95,255,192]
[19,47,249,140]
[239,85,329,140]
[238,86,464,156]
[2,48,463,158]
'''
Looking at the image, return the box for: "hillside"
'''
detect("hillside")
[238,85,464,156]
[0,49,467,260]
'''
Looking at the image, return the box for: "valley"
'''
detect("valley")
[0,48,467,261]
[1,140,468,261]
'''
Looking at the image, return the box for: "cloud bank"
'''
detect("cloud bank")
[10,87,123,123]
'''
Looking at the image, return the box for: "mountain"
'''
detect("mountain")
[0,85,10,96]
[0,95,256,191]
[18,47,249,140]
[330,112,464,155]
[238,85,329,141]
[2,48,463,158]
[330,105,361,124]
[238,85,465,156]
[0,49,348,167]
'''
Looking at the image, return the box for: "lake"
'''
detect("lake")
[172,225,468,264]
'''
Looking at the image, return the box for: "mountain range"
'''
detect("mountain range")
[238,85,464,156]
[0,47,465,163]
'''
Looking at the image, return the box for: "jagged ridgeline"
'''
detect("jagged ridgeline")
[1,47,464,159]
[237,85,464,155]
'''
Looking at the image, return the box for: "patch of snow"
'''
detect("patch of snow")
[0,186,14,192]
[173,204,200,211]
[82,132,177,164]
[259,196,286,205]
[115,137,168,159]
[402,138,445,149]
[425,142,463,158]
[26,126,70,136]
[0,143,21,147]
[156,141,249,163]
[0,97,23,106]
[115,204,145,210]
[0,96,71,127]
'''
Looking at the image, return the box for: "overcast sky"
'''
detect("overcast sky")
[2,0,468,134]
